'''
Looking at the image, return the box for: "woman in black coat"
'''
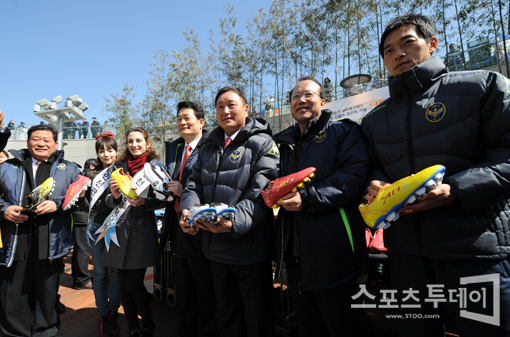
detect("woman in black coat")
[104,127,166,337]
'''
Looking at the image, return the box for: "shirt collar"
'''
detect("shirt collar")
[185,136,202,151]
[225,129,240,141]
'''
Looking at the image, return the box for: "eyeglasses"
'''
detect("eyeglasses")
[291,91,320,102]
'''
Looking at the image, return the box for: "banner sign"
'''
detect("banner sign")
[325,86,390,124]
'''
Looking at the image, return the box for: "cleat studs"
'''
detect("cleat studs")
[434,173,444,182]
[309,173,315,178]
[386,212,396,222]
[406,195,416,205]
[297,182,304,189]
[415,187,426,196]
[303,177,310,183]
[424,180,434,188]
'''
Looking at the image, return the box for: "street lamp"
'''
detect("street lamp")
[340,74,372,97]
[33,95,88,150]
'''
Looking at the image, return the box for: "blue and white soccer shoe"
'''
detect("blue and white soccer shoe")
[186,204,217,226]
[211,203,236,222]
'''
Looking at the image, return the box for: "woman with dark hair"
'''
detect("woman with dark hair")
[86,132,121,337]
[104,127,165,337]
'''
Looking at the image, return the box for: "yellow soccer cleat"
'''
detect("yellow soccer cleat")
[111,168,138,200]
[359,165,446,229]
[25,177,55,212]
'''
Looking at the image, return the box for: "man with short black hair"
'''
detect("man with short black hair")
[362,13,510,336]
[81,118,89,139]
[163,101,216,337]
[274,76,370,336]
[0,124,82,336]
[91,117,101,138]
[179,87,279,337]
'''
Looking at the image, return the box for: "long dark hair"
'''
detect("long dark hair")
[117,127,160,162]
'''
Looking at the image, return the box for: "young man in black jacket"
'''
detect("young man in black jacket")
[362,14,510,336]
[179,87,279,337]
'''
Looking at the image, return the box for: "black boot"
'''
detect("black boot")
[141,324,154,337]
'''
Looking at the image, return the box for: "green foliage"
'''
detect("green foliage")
[104,0,510,130]
[103,82,141,148]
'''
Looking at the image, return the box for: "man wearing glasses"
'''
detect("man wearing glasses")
[273,76,370,335]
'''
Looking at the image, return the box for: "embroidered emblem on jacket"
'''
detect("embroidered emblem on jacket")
[268,141,280,158]
[315,131,327,143]
[230,150,241,163]
[426,103,445,122]
[57,163,67,170]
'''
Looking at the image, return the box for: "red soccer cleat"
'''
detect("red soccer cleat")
[369,228,388,252]
[63,175,91,211]
[261,167,316,209]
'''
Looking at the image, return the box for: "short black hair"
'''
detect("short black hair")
[379,14,436,58]
[215,86,248,106]
[84,158,98,169]
[177,101,205,120]
[1,150,9,158]
[28,124,58,142]
[289,76,324,101]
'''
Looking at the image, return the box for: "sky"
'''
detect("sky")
[0,0,273,126]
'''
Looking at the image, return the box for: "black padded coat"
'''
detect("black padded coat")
[361,56,510,260]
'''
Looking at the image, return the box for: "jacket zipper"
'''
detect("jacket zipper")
[400,74,422,255]
[212,144,224,200]
[401,74,416,174]
[8,168,25,267]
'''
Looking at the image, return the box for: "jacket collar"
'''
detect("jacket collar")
[10,148,64,164]
[207,118,271,147]
[388,56,447,101]
[165,129,210,154]
[275,109,332,145]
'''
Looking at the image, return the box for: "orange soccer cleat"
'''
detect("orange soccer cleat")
[261,167,316,209]
[111,168,138,200]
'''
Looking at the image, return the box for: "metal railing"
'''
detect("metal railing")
[6,125,113,141]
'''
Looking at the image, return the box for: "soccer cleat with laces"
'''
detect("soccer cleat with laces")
[186,204,217,226]
[111,168,138,200]
[261,167,316,209]
[358,165,446,229]
[211,203,236,222]
[63,175,91,210]
[143,162,174,201]
[25,177,55,212]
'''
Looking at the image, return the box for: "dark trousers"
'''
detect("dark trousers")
[0,250,63,337]
[174,254,216,337]
[72,225,91,287]
[210,260,274,337]
[285,255,358,337]
[118,268,153,331]
[387,250,510,337]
